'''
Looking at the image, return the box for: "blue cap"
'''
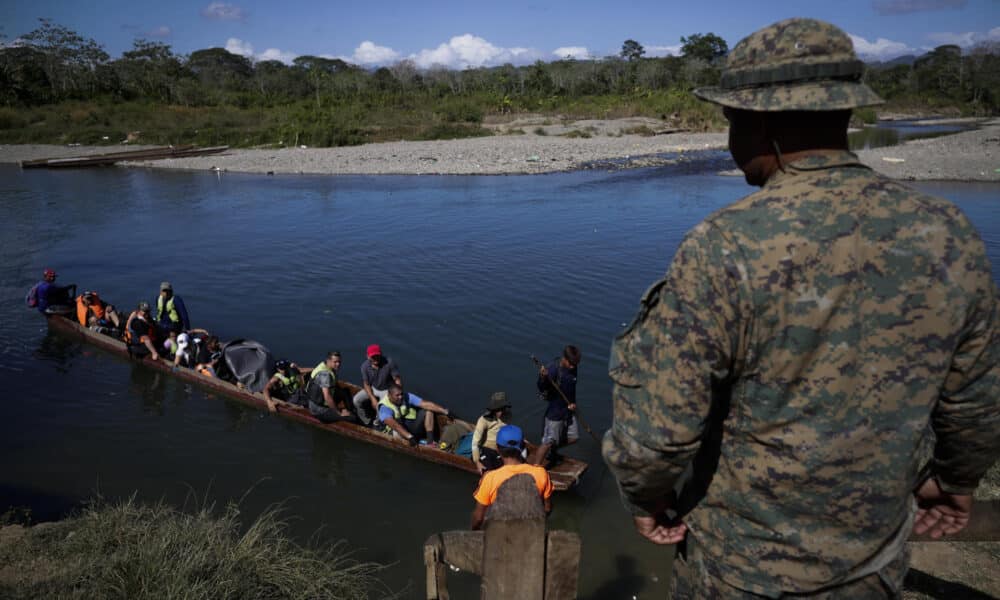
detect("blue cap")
[496,425,524,449]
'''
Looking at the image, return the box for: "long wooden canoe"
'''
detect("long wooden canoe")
[45,314,587,491]
[21,145,229,169]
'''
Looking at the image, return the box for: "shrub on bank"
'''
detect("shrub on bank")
[0,496,393,600]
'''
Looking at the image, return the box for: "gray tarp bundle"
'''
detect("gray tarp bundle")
[220,339,274,393]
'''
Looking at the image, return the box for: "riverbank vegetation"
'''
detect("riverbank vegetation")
[1,19,998,148]
[0,495,392,600]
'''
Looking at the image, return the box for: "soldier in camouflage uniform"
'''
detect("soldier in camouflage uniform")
[602,18,1000,599]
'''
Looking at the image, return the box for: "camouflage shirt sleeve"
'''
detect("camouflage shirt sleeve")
[603,223,747,516]
[932,269,1000,494]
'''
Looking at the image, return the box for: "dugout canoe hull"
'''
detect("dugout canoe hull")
[44,314,587,491]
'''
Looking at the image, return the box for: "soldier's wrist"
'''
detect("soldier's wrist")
[933,474,977,495]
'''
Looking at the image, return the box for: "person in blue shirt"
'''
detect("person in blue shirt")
[35,268,76,314]
[534,345,581,466]
[156,281,190,335]
[378,384,453,446]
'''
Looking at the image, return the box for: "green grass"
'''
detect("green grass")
[0,495,394,600]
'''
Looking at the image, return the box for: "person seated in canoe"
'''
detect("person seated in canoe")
[352,344,403,427]
[379,384,454,446]
[30,269,76,315]
[305,351,358,423]
[155,281,190,336]
[194,335,222,377]
[263,359,307,412]
[124,301,160,360]
[75,290,121,333]
[472,391,512,473]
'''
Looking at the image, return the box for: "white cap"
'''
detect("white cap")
[177,333,190,347]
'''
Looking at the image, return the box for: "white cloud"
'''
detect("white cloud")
[849,33,915,60]
[225,37,254,57]
[645,44,682,57]
[353,41,400,65]
[408,34,540,69]
[201,2,246,21]
[225,37,297,64]
[148,26,171,38]
[552,46,591,60]
[258,47,297,64]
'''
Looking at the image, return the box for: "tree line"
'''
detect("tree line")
[0,19,997,147]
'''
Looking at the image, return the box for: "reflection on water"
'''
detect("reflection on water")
[1,162,997,597]
[849,119,974,150]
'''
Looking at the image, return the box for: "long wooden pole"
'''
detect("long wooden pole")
[531,355,602,444]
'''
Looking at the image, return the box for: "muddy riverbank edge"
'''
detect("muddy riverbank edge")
[1,116,997,181]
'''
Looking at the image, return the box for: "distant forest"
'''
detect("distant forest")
[2,19,998,147]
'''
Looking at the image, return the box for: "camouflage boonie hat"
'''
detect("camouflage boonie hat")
[694,18,883,111]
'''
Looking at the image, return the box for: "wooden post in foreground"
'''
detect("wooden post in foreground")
[424,474,581,599]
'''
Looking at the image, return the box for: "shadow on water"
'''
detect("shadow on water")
[32,330,81,371]
[583,555,648,600]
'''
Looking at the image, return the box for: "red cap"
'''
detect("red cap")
[43,268,56,279]
[366,344,382,358]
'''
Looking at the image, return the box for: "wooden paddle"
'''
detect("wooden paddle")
[531,354,601,444]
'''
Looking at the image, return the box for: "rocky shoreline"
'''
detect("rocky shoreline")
[1,116,997,181]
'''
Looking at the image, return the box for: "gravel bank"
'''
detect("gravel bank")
[1,117,997,181]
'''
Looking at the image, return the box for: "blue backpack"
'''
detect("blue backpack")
[454,433,474,457]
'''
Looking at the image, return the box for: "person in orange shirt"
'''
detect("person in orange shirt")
[470,425,553,530]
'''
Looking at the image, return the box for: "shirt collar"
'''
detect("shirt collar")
[765,150,868,187]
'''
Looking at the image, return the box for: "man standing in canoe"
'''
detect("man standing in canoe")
[602,18,1000,599]
[534,345,581,467]
[156,281,190,336]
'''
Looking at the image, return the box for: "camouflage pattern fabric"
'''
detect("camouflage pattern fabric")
[694,18,883,111]
[602,151,1000,596]
[670,534,909,599]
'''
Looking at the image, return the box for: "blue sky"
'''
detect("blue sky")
[4,0,998,67]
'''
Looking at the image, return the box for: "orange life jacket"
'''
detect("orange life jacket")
[76,293,106,326]
[125,312,154,345]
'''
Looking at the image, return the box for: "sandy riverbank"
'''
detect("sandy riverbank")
[1,116,997,181]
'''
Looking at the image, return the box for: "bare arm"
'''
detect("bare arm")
[470,502,488,530]
[263,376,280,413]
[418,400,448,415]
[383,417,415,443]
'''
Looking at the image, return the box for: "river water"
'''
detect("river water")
[1,154,998,599]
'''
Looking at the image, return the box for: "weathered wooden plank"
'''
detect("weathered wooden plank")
[482,474,547,600]
[544,530,581,600]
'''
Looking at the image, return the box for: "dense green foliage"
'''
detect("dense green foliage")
[863,42,1000,115]
[0,496,393,599]
[1,19,997,147]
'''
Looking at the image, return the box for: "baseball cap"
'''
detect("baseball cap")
[496,425,524,450]
[137,301,151,312]
[43,268,57,279]
[160,281,173,291]
[366,344,382,358]
[177,333,190,348]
